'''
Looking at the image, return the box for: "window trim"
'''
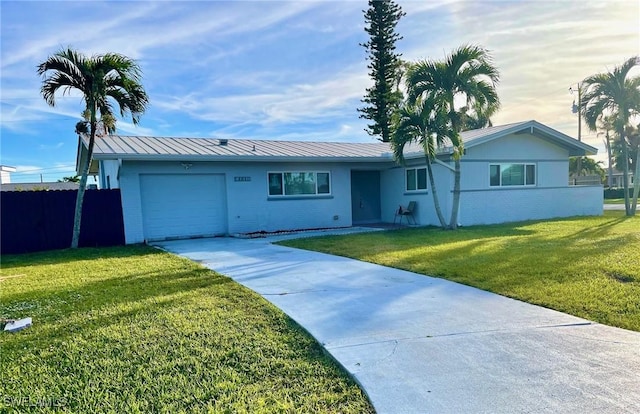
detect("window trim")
[267,171,332,197]
[405,167,428,192]
[489,163,537,187]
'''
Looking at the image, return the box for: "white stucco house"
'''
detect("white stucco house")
[77,120,602,244]
[605,169,635,188]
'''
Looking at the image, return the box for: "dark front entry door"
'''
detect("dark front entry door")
[351,170,381,224]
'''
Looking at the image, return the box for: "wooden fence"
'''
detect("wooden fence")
[1,189,125,255]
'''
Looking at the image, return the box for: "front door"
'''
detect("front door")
[351,170,381,224]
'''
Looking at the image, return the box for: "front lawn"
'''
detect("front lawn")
[0,246,373,413]
[280,211,640,332]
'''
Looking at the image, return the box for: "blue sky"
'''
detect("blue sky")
[1,0,638,183]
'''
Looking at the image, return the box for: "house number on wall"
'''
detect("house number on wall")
[234,176,251,182]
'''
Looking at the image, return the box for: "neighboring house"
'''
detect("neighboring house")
[1,165,17,184]
[77,120,601,244]
[1,182,80,192]
[604,170,634,188]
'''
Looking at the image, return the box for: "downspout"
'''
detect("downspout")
[99,160,105,188]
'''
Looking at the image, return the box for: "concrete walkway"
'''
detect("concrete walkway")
[157,236,640,414]
[604,204,627,210]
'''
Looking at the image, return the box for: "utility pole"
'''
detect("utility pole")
[570,83,583,178]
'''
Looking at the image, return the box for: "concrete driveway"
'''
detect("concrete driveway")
[157,235,640,414]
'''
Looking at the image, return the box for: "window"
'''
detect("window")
[268,172,331,196]
[406,167,427,191]
[490,163,536,187]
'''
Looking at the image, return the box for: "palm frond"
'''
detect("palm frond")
[581,55,640,133]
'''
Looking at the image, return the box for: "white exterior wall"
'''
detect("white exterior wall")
[1,166,16,184]
[380,160,452,226]
[99,160,120,189]
[458,132,602,225]
[119,160,357,244]
[458,186,603,225]
[462,132,570,187]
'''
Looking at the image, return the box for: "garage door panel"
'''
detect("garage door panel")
[140,174,227,241]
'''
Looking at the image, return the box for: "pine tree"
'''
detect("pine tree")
[358,0,405,142]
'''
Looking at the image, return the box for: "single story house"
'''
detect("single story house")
[605,169,635,188]
[77,120,602,244]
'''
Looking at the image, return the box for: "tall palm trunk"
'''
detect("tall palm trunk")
[621,131,631,215]
[71,115,97,248]
[425,156,447,228]
[448,158,461,229]
[605,131,614,188]
[632,141,640,214]
[448,102,462,230]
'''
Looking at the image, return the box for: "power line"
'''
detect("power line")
[7,165,76,175]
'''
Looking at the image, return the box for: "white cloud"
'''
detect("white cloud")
[116,121,156,136]
[1,3,159,69]
[397,0,638,168]
[156,67,369,127]
[2,0,639,171]
[14,165,44,173]
[38,142,64,151]
[8,163,77,183]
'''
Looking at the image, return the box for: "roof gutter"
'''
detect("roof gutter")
[90,154,397,164]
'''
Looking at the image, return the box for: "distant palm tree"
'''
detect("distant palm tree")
[58,176,80,183]
[392,95,450,228]
[581,56,640,215]
[569,157,605,181]
[38,48,149,247]
[611,124,639,188]
[406,45,500,229]
[460,101,497,130]
[597,116,616,188]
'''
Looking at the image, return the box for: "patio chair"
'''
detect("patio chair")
[394,201,416,225]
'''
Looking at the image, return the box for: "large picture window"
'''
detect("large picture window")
[268,171,331,196]
[490,163,536,187]
[406,167,427,191]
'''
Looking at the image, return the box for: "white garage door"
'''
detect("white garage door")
[140,174,227,241]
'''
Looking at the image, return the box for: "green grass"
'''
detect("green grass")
[280,211,640,332]
[604,198,625,204]
[0,246,373,413]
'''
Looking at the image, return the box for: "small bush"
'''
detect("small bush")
[604,188,633,199]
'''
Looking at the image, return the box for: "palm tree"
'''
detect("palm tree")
[391,95,450,228]
[58,176,80,183]
[38,48,149,248]
[406,44,500,229]
[458,98,499,130]
[569,157,605,182]
[581,56,640,215]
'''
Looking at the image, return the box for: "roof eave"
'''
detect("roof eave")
[76,135,101,176]
[91,153,397,164]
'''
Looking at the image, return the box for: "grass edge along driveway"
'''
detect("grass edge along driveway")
[0,246,374,413]
[280,211,640,332]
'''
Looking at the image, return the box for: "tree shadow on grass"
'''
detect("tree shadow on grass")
[0,254,375,413]
[0,246,240,347]
[562,216,631,239]
[0,245,162,270]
